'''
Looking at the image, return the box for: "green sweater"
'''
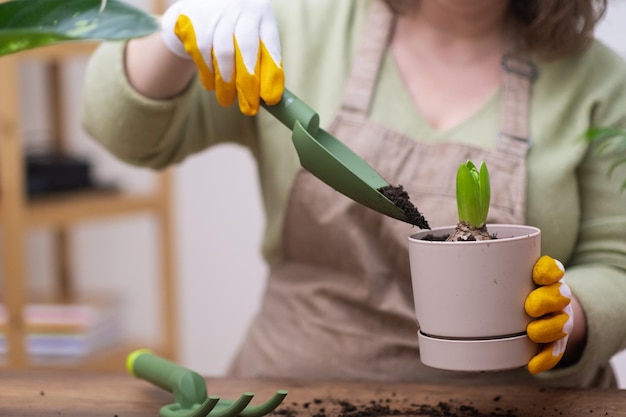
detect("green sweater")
[82,0,626,384]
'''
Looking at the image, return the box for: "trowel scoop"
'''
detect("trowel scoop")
[261,89,429,228]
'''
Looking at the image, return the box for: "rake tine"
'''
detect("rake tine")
[239,390,289,417]
[159,396,220,417]
[188,396,221,417]
[207,392,254,417]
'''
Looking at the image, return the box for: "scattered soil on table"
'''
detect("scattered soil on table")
[274,396,519,417]
[378,185,430,229]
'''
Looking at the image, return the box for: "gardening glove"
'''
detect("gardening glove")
[161,0,284,116]
[524,255,574,375]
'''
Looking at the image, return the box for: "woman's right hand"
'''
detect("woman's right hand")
[161,0,284,116]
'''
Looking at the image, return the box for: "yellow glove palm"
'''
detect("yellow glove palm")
[161,0,284,116]
[525,255,574,375]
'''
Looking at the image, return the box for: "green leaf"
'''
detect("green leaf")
[455,160,491,228]
[585,126,626,142]
[478,161,490,223]
[585,125,626,192]
[0,0,159,57]
[456,163,475,225]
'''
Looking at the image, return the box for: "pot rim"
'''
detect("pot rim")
[408,223,540,246]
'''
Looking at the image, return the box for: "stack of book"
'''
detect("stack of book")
[0,305,6,360]
[0,297,123,365]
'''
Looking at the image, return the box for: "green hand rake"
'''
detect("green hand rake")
[127,349,288,417]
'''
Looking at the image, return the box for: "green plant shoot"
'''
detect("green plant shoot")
[456,160,491,228]
[585,126,626,191]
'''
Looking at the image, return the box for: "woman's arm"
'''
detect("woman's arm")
[125,33,197,99]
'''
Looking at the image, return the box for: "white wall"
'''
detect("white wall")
[174,145,266,376]
[11,0,626,386]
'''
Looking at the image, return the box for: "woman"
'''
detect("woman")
[82,0,626,387]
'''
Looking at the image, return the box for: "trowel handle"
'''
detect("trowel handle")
[127,349,207,407]
[261,88,320,136]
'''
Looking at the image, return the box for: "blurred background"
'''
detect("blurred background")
[2,0,625,386]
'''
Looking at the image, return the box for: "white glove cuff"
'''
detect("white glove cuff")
[160,5,192,60]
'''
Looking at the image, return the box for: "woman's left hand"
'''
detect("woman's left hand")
[524,255,574,374]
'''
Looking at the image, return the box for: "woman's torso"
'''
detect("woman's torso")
[253,0,600,265]
[228,0,617,387]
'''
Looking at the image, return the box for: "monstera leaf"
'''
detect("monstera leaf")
[0,0,159,57]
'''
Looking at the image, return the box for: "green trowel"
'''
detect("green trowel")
[261,89,429,229]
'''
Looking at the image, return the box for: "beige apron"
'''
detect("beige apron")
[228,0,614,387]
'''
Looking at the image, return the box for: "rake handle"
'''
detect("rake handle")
[127,349,208,408]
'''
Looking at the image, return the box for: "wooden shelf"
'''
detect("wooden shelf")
[0,1,178,370]
[23,189,164,228]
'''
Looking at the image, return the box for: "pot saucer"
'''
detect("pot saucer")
[418,331,537,372]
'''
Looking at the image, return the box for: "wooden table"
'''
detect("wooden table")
[1,370,624,417]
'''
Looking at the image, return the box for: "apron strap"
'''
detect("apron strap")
[497,54,537,157]
[339,0,395,116]
[340,0,537,161]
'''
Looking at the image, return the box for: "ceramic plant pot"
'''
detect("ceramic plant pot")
[408,224,541,372]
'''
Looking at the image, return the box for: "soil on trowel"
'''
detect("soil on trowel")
[378,185,430,229]
[274,395,520,417]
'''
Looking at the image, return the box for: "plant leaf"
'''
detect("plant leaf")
[455,160,491,228]
[585,125,626,192]
[0,0,159,57]
[456,163,471,224]
[585,126,626,142]
[456,162,480,227]
[608,157,626,179]
[478,161,490,224]
[587,127,615,141]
